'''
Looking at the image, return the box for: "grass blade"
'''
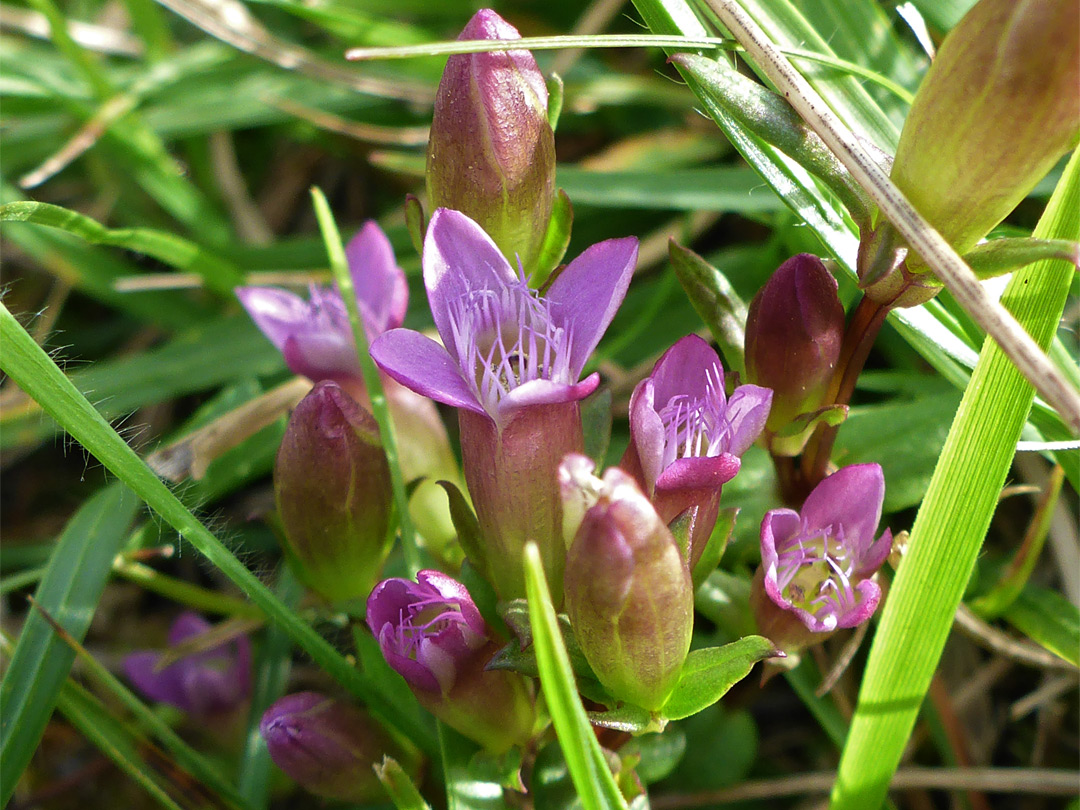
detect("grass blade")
[0,482,140,804]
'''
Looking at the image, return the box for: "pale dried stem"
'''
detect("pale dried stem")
[705,0,1080,433]
[209,132,273,245]
[953,603,1077,672]
[551,0,628,77]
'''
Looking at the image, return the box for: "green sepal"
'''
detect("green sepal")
[468,746,526,793]
[964,237,1080,280]
[547,72,564,132]
[668,240,747,377]
[532,188,574,288]
[691,507,738,590]
[667,508,694,561]
[587,704,666,736]
[660,636,780,722]
[374,757,432,810]
[769,403,849,457]
[437,480,487,577]
[404,194,426,258]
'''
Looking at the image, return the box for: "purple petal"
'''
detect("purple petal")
[346,221,408,334]
[546,237,638,378]
[628,379,665,493]
[417,570,486,635]
[369,329,485,415]
[759,508,802,587]
[646,334,722,406]
[167,612,213,646]
[496,374,599,420]
[365,577,419,636]
[236,287,311,353]
[459,10,548,105]
[725,384,773,456]
[859,527,894,576]
[124,652,193,713]
[801,463,885,550]
[423,209,516,362]
[281,333,359,382]
[377,627,442,693]
[836,579,882,629]
[654,453,741,493]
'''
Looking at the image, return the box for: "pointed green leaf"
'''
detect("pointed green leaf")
[661,636,779,721]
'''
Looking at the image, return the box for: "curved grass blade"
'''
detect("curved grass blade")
[0,482,140,805]
[523,543,626,810]
[0,201,243,295]
[0,301,437,758]
[830,142,1080,810]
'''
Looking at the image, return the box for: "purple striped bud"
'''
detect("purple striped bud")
[426,9,556,273]
[371,209,637,601]
[562,457,693,711]
[753,464,892,652]
[260,692,405,802]
[275,381,392,602]
[622,335,771,570]
[123,612,250,720]
[366,570,535,752]
[744,254,844,451]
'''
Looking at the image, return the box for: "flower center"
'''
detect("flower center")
[656,363,733,468]
[775,525,856,630]
[393,596,478,659]
[447,279,572,416]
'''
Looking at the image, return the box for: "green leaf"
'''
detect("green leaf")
[0,201,243,295]
[558,166,781,213]
[1002,585,1080,668]
[668,241,747,377]
[830,138,1080,810]
[438,723,503,810]
[0,482,140,805]
[523,543,627,810]
[660,636,779,721]
[964,237,1080,279]
[581,388,613,469]
[0,302,438,758]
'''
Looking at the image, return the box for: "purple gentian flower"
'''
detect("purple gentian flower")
[759,463,893,637]
[123,612,251,720]
[622,334,772,568]
[236,221,407,384]
[370,208,637,601]
[260,692,402,802]
[366,570,534,752]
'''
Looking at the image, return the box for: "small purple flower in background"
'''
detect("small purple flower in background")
[236,221,407,385]
[261,692,408,802]
[124,612,251,720]
[753,463,893,650]
[367,570,534,752]
[236,221,461,554]
[623,334,771,568]
[371,208,637,601]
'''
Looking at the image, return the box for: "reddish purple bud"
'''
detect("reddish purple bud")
[754,464,892,652]
[260,692,404,802]
[371,209,637,600]
[622,334,771,569]
[744,254,844,443]
[426,9,556,273]
[123,612,250,719]
[561,457,693,710]
[275,381,392,602]
[366,571,535,752]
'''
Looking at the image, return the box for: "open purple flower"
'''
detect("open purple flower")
[123,612,251,720]
[371,208,637,601]
[367,570,534,752]
[758,463,893,641]
[236,221,407,384]
[622,334,772,568]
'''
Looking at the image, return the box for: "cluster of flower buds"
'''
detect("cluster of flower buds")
[124,612,251,723]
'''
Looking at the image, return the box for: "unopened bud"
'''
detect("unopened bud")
[275,381,392,602]
[425,9,556,273]
[562,460,693,710]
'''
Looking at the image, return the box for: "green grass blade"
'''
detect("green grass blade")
[0,201,243,295]
[0,482,140,805]
[830,145,1080,810]
[523,543,626,810]
[0,301,438,758]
